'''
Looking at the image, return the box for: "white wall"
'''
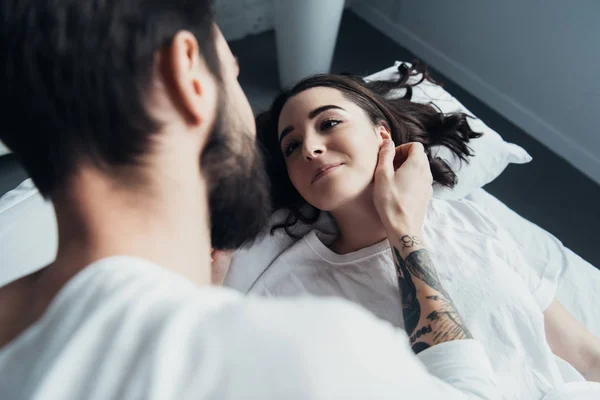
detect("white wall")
[352,0,600,185]
[216,0,355,41]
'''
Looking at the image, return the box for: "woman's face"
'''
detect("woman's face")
[277,87,389,211]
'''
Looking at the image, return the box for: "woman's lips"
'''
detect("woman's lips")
[312,164,343,183]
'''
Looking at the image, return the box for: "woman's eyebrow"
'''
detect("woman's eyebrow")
[308,105,345,119]
[279,126,294,145]
[279,105,345,145]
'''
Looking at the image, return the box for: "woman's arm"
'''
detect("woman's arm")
[388,234,473,354]
[544,299,600,382]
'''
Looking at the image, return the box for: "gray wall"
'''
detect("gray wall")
[216,0,274,41]
[352,0,600,185]
[216,0,356,41]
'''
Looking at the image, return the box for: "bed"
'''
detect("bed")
[0,62,598,340]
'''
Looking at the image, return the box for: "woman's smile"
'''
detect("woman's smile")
[312,163,344,184]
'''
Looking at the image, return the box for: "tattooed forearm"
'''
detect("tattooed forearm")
[396,250,420,335]
[425,296,473,343]
[392,246,472,354]
[395,248,449,300]
[409,325,432,344]
[411,342,431,354]
[400,235,422,249]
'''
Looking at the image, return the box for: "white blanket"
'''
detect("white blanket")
[466,189,600,338]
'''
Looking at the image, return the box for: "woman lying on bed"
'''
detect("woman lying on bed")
[236,64,600,399]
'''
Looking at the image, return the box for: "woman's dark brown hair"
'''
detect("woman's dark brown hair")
[256,62,482,237]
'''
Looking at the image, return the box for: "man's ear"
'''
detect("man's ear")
[377,121,392,142]
[164,30,218,128]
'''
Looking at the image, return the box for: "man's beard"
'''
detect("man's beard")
[201,95,271,250]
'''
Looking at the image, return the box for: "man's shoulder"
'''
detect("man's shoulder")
[209,296,416,391]
[55,256,402,347]
[84,261,411,387]
[1,258,416,399]
[215,295,408,357]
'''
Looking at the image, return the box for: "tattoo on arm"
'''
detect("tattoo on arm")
[411,342,431,354]
[395,248,449,299]
[425,296,473,344]
[400,235,422,249]
[393,246,472,354]
[409,324,432,344]
[396,248,420,335]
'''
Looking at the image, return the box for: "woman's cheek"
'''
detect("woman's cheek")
[288,166,307,196]
[349,137,379,173]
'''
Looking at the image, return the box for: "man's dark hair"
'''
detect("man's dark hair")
[0,0,219,196]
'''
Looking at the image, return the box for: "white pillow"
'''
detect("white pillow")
[0,179,57,286]
[0,141,11,157]
[365,62,532,200]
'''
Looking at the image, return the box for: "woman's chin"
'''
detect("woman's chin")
[309,201,335,213]
[303,177,372,212]
[308,194,357,213]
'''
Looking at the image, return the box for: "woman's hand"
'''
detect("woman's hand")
[373,140,433,241]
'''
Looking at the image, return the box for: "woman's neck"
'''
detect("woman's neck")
[330,187,388,254]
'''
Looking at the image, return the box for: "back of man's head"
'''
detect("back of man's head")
[0,0,219,196]
[0,0,271,250]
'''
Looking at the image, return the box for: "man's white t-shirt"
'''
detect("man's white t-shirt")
[0,256,499,399]
[244,199,575,399]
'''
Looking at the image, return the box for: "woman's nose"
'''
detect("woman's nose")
[302,140,326,161]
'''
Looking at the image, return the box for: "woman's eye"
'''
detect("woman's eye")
[284,141,300,156]
[321,119,342,131]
